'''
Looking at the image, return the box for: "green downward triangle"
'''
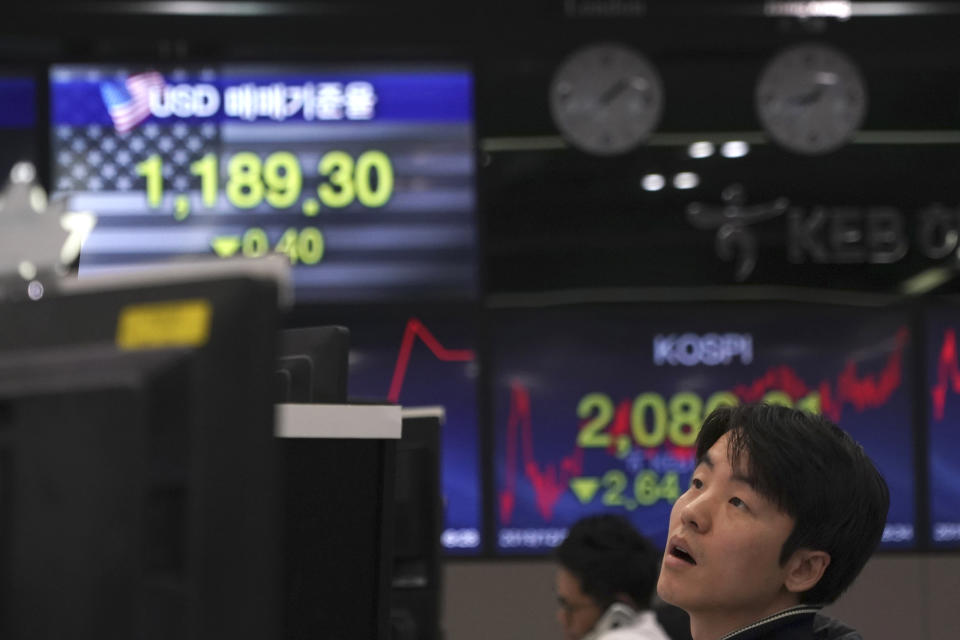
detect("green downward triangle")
[211,236,241,258]
[570,477,600,505]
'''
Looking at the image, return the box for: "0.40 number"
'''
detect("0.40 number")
[241,226,324,265]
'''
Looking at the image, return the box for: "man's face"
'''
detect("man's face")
[657,432,798,625]
[555,566,604,640]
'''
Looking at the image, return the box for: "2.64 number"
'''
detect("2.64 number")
[602,470,680,508]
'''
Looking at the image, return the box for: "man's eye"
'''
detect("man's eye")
[730,497,747,508]
[691,478,703,489]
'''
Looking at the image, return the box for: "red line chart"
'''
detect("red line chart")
[500,382,584,525]
[733,327,909,423]
[386,317,475,403]
[931,328,960,421]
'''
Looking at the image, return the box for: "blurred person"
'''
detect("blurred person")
[555,514,672,640]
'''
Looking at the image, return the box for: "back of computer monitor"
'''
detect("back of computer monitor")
[0,274,282,640]
[274,355,314,403]
[277,324,395,640]
[0,348,193,639]
[278,326,350,403]
[390,409,443,640]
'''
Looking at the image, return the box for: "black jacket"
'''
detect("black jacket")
[812,614,863,640]
[718,606,821,640]
[655,605,862,640]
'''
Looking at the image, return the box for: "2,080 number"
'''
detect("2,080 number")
[576,390,819,451]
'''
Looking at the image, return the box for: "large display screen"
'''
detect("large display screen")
[50,64,477,302]
[490,304,916,554]
[0,74,35,179]
[925,306,960,548]
[301,307,482,554]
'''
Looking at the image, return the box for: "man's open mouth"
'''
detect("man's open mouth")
[669,544,697,565]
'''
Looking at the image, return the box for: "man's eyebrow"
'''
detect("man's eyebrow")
[730,471,758,489]
[696,449,758,489]
[695,451,715,469]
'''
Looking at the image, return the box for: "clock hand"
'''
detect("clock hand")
[791,71,839,107]
[791,84,825,107]
[597,78,630,106]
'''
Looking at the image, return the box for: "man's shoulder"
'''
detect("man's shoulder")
[812,614,863,640]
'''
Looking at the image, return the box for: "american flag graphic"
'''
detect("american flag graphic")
[99,71,165,133]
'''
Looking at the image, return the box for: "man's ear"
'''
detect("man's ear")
[783,548,831,594]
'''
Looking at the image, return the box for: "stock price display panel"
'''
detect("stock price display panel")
[925,307,960,548]
[491,304,916,554]
[328,308,482,554]
[50,64,477,302]
[0,74,35,179]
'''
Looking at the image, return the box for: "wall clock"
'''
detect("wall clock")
[549,43,664,156]
[756,43,868,155]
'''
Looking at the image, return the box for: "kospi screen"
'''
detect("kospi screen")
[490,304,916,554]
[50,64,477,303]
[925,306,960,548]
[301,307,482,553]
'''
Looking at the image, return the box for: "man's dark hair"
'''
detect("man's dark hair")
[556,514,660,610]
[696,403,890,605]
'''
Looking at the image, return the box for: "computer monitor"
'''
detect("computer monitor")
[276,325,393,640]
[390,408,443,640]
[276,326,350,403]
[288,307,482,554]
[274,353,314,404]
[0,272,282,640]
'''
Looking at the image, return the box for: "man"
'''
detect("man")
[657,403,889,640]
[555,514,672,640]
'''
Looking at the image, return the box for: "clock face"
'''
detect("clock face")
[549,43,664,156]
[756,43,868,155]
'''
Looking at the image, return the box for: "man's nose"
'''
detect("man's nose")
[679,491,713,533]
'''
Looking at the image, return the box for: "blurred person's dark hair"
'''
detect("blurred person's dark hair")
[556,514,660,610]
